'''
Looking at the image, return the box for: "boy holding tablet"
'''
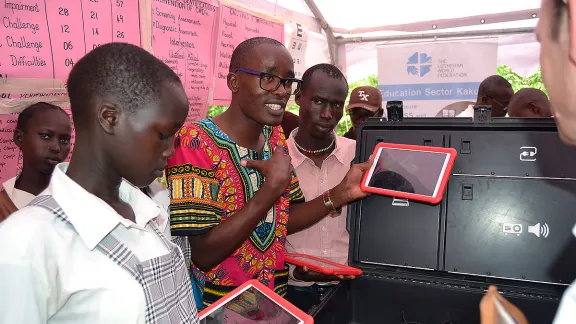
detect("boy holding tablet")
[0,43,198,323]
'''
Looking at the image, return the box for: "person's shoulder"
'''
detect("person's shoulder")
[172,120,214,159]
[178,120,209,137]
[0,189,17,222]
[0,205,65,262]
[338,135,356,146]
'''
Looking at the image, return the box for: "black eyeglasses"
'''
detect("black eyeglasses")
[234,68,302,95]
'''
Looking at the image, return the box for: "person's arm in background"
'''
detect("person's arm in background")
[479,286,528,324]
[0,190,17,223]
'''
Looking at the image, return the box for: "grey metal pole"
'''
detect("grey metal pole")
[302,0,339,67]
[336,27,535,44]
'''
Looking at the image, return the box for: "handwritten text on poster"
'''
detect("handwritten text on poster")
[212,5,284,105]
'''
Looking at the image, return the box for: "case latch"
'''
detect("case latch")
[392,198,410,207]
[473,105,492,123]
[460,140,471,154]
[386,101,404,122]
[462,184,473,200]
[423,138,433,146]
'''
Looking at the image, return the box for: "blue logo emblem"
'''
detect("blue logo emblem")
[407,52,432,77]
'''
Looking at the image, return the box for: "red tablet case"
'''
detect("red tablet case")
[285,253,363,276]
[360,142,457,204]
[198,279,314,324]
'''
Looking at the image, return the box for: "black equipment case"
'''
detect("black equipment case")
[311,115,576,324]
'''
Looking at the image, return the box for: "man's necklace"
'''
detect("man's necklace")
[293,129,335,155]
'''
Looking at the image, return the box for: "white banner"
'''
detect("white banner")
[377,42,498,117]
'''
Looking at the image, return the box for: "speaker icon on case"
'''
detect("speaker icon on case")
[528,223,550,238]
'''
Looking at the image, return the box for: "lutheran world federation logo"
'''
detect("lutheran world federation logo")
[407,52,432,77]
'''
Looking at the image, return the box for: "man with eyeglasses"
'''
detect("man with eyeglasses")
[165,37,373,309]
[456,75,514,118]
[343,86,384,140]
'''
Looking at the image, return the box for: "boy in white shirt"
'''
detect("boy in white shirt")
[0,43,198,324]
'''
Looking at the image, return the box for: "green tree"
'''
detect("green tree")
[496,65,548,95]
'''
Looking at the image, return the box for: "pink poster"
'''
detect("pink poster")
[151,0,218,124]
[0,114,20,185]
[45,1,86,82]
[1,0,53,79]
[212,5,285,105]
[1,0,141,82]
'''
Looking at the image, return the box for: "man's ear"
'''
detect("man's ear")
[227,72,239,93]
[13,129,23,148]
[98,103,120,135]
[529,102,539,115]
[295,92,302,105]
[479,95,489,105]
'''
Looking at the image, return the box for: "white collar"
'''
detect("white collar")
[47,163,167,250]
[2,177,17,200]
[2,176,37,209]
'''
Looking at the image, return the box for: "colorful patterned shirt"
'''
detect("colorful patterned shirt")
[167,119,305,308]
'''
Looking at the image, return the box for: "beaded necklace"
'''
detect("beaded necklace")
[293,129,335,155]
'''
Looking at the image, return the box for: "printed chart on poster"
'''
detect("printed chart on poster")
[285,22,307,107]
[212,4,284,105]
[1,0,141,82]
[0,0,133,184]
[151,0,218,123]
[287,22,308,80]
[377,42,497,117]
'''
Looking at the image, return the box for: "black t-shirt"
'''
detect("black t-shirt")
[343,128,356,140]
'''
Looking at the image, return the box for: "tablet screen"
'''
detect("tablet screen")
[288,255,344,269]
[364,147,450,197]
[200,285,302,324]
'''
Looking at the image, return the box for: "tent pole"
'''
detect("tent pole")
[302,0,339,67]
[336,27,535,44]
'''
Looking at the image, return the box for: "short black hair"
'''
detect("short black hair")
[478,75,512,97]
[16,102,67,132]
[300,63,348,93]
[67,42,181,125]
[229,37,285,72]
[552,0,568,40]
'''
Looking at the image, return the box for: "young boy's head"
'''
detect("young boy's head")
[295,63,348,139]
[67,43,188,187]
[14,102,72,175]
[227,37,299,127]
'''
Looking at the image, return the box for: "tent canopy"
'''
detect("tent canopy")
[232,0,542,80]
[238,0,540,35]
